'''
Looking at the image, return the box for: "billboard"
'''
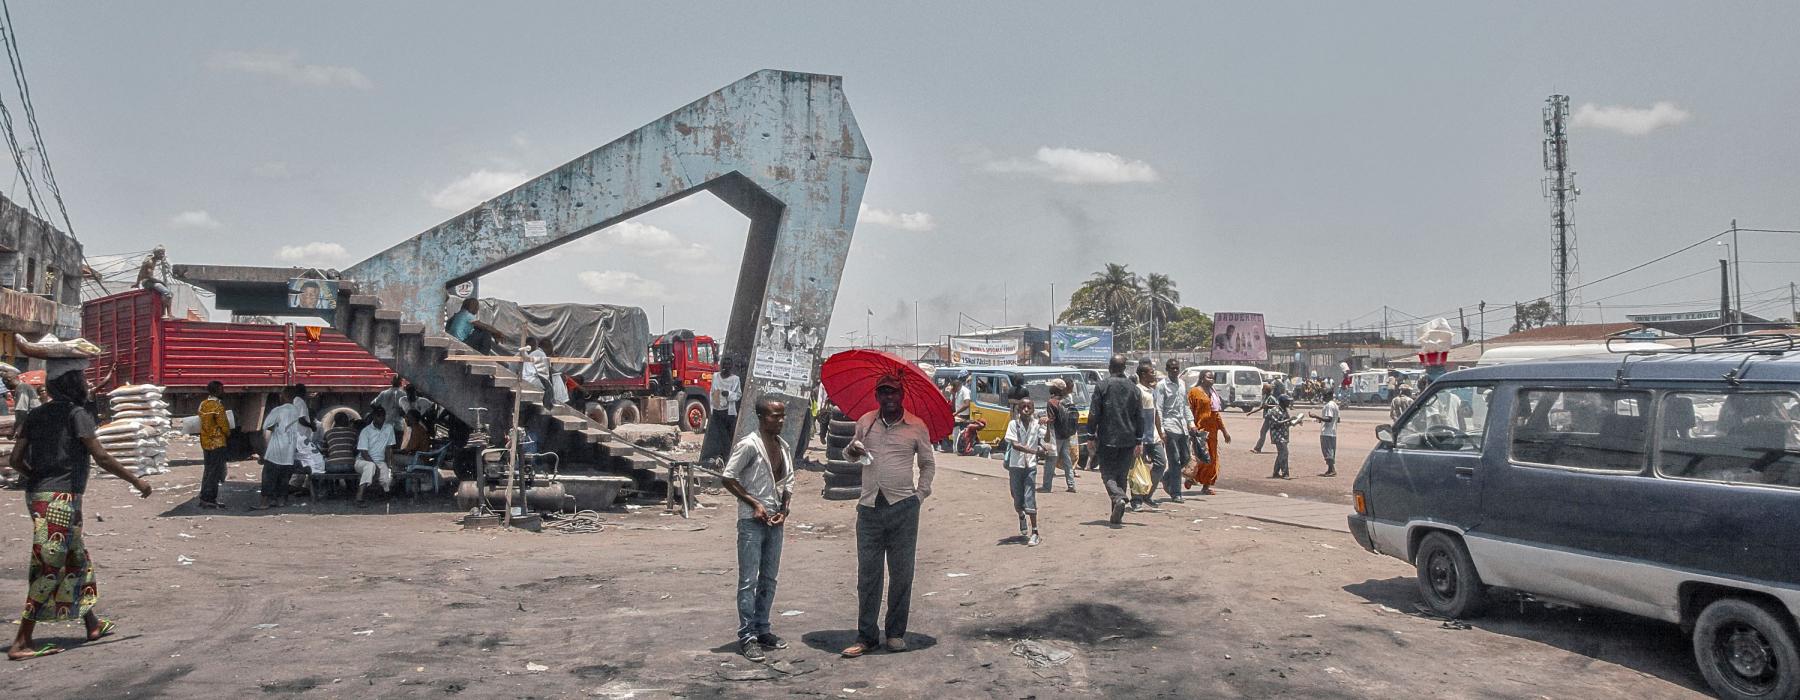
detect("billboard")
[950,336,1018,366]
[287,278,339,311]
[1210,312,1267,363]
[1050,326,1114,365]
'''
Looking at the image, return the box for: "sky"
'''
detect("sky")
[13,1,1800,344]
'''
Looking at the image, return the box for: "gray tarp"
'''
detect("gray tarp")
[473,299,649,383]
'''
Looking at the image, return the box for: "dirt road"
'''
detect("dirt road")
[1,435,1711,698]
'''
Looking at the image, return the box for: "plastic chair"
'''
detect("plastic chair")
[403,442,452,497]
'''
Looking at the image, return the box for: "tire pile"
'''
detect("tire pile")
[821,408,862,500]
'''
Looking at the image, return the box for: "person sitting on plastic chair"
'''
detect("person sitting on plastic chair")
[403,441,451,495]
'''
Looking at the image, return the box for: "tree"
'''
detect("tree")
[1162,306,1213,351]
[1510,299,1555,333]
[1061,263,1144,348]
[1142,273,1181,349]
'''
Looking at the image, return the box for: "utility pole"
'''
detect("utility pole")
[914,301,919,348]
[1543,95,1580,326]
[1789,282,1796,325]
[1732,219,1743,331]
[1478,301,1487,355]
[1721,258,1733,334]
[1382,305,1389,342]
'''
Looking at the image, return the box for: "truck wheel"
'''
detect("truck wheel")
[821,486,861,501]
[826,447,846,462]
[1414,531,1487,619]
[829,420,857,437]
[824,471,861,489]
[682,398,709,433]
[824,460,862,476]
[610,400,641,427]
[1694,597,1800,700]
[827,433,853,449]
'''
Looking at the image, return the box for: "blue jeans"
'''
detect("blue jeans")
[736,518,784,640]
[1008,466,1038,514]
[1042,437,1074,490]
[1135,440,1167,505]
[1161,432,1189,498]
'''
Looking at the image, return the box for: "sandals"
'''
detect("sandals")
[89,618,115,641]
[10,643,60,660]
[840,641,875,658]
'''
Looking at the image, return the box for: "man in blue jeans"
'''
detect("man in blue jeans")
[721,398,794,662]
[1041,380,1079,493]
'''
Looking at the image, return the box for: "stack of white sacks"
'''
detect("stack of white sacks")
[99,384,171,476]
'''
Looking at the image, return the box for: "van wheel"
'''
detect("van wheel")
[1694,597,1800,700]
[1414,532,1487,619]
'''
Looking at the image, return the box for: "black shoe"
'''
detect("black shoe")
[1319,471,1337,477]
[1169,496,1186,503]
[1109,500,1126,524]
[741,638,766,661]
[756,633,788,650]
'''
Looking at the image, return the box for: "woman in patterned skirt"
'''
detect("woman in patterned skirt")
[8,360,151,660]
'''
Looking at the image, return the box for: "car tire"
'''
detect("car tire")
[821,485,861,501]
[827,433,853,449]
[1414,532,1487,619]
[828,420,857,437]
[1694,597,1800,700]
[824,472,861,489]
[826,447,846,462]
[824,460,862,476]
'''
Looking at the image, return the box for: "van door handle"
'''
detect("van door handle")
[1454,466,1475,478]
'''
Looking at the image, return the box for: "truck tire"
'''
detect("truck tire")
[1694,597,1800,700]
[824,471,860,489]
[829,420,857,437]
[610,400,641,427]
[682,398,709,433]
[1414,532,1487,619]
[827,433,853,449]
[318,405,363,432]
[821,486,861,501]
[826,446,846,462]
[824,460,862,476]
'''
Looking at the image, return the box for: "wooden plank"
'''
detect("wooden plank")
[441,354,591,364]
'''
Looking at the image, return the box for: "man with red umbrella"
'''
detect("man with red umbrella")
[839,373,937,658]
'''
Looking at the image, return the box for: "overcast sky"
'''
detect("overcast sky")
[15,2,1800,343]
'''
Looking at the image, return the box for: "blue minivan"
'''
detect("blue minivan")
[1349,340,1800,700]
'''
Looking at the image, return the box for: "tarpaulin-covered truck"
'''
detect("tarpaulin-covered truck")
[82,288,395,433]
[471,299,719,431]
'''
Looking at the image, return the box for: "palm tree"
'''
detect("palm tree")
[1084,263,1143,347]
[1141,273,1181,352]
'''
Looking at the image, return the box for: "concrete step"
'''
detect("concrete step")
[399,322,425,336]
[373,308,401,321]
[347,294,381,308]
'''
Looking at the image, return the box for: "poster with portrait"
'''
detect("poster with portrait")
[1210,312,1267,363]
[287,278,339,311]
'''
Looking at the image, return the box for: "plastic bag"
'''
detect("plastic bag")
[1128,455,1153,496]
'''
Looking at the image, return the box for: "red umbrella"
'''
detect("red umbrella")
[820,350,952,442]
[17,369,43,387]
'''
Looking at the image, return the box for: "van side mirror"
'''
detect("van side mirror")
[1375,425,1395,447]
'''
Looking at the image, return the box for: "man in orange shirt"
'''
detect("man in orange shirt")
[197,380,231,509]
[1186,370,1231,495]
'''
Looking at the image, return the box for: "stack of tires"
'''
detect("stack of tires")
[821,408,861,501]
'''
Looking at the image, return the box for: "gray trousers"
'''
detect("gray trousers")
[857,494,920,645]
[1042,437,1075,490]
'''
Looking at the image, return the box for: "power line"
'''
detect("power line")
[0,0,73,239]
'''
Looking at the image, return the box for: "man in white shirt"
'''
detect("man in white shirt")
[520,338,553,407]
[720,397,794,661]
[1154,359,1194,503]
[1005,398,1047,547]
[703,357,744,464]
[354,406,397,506]
[255,384,313,509]
[1311,389,1342,477]
[949,374,972,452]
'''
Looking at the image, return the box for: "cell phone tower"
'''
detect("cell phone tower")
[1543,95,1580,325]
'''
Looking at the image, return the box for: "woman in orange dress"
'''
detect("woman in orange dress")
[1186,371,1231,495]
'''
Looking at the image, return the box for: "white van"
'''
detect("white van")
[1184,364,1268,411]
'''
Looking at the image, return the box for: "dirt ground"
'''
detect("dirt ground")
[1,426,1715,699]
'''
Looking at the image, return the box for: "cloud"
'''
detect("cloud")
[428,169,529,211]
[986,146,1159,184]
[584,221,710,261]
[169,210,221,229]
[275,241,351,265]
[1571,102,1691,136]
[578,270,667,300]
[858,203,938,232]
[209,50,373,90]
[251,161,289,179]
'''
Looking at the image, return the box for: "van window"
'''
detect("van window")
[1510,389,1649,472]
[1233,370,1260,387]
[1395,384,1494,451]
[1658,391,1800,488]
[974,375,1005,406]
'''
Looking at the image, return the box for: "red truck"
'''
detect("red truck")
[81,289,395,428]
[576,329,721,432]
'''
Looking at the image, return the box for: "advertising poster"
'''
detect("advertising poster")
[950,336,1019,366]
[1050,326,1114,365]
[287,278,340,311]
[1210,312,1267,362]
